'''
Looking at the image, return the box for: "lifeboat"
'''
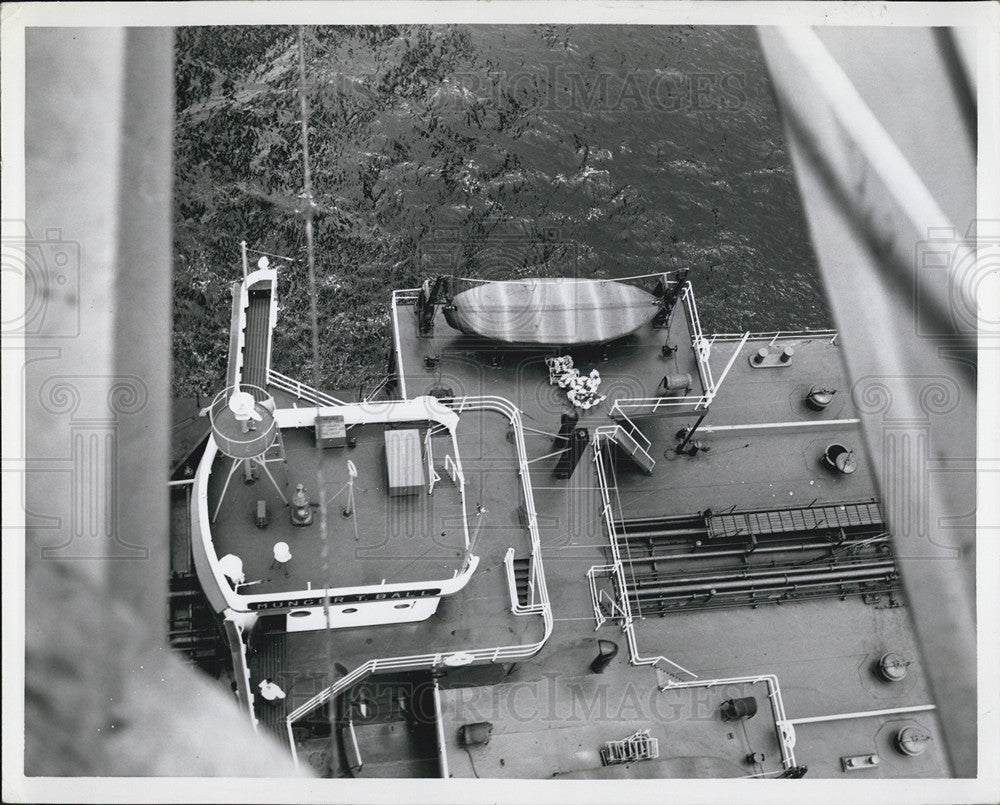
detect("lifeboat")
[443,278,659,346]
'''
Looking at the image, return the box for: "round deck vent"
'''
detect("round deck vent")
[824,443,858,474]
[878,652,911,682]
[806,386,836,411]
[895,727,931,756]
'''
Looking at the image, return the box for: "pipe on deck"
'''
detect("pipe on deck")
[630,561,897,598]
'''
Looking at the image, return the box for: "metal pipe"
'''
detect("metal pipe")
[787,703,936,725]
[634,576,900,608]
[619,536,891,564]
[618,526,709,540]
[631,554,891,584]
[631,562,896,597]
[639,555,895,583]
[614,514,705,530]
[676,412,707,453]
[696,418,860,434]
[432,678,450,779]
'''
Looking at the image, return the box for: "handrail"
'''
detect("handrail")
[598,424,656,470]
[590,431,797,770]
[602,284,717,419]
[610,395,712,417]
[682,282,715,396]
[267,369,348,407]
[285,395,553,766]
[612,407,652,451]
[658,673,797,770]
[207,384,278,458]
[503,547,548,617]
[591,429,696,680]
[226,281,248,389]
[708,329,839,343]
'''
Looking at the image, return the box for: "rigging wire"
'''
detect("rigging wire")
[297,25,336,776]
[449,269,687,285]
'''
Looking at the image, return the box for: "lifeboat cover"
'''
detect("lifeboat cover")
[443,278,659,345]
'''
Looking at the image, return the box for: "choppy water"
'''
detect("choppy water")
[173,25,830,395]
[424,25,829,332]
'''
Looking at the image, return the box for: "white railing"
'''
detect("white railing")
[586,563,631,631]
[708,329,839,344]
[658,673,797,770]
[207,384,278,458]
[611,328,751,420]
[590,432,798,770]
[608,282,717,418]
[590,431,696,681]
[612,407,652,451]
[610,394,711,417]
[682,282,715,395]
[503,547,546,616]
[285,395,553,765]
[227,281,249,387]
[390,290,419,399]
[267,369,347,407]
[596,424,656,472]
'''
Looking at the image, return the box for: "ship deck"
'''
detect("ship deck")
[188,289,947,779]
[242,404,548,761]
[207,423,469,593]
[389,294,946,779]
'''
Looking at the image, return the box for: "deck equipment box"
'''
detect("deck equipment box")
[385,428,424,497]
[315,414,347,448]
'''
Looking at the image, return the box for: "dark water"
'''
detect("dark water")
[455,25,828,331]
[173,25,829,395]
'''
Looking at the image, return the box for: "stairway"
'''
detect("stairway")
[606,425,655,475]
[254,630,289,740]
[168,574,222,673]
[342,672,442,778]
[242,289,271,396]
[512,556,532,607]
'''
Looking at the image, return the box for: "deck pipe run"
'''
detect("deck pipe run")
[627,556,895,589]
[631,575,901,611]
[628,558,896,597]
[617,536,891,565]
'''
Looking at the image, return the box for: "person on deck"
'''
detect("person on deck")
[258,678,286,703]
